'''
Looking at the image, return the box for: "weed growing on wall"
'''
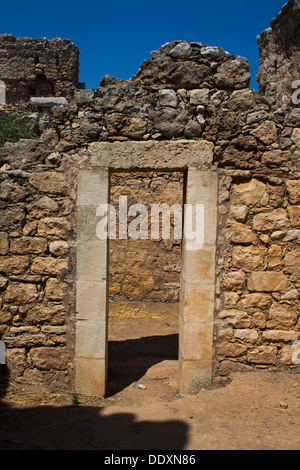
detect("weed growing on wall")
[0,113,38,147]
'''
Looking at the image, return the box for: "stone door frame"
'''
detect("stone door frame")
[75,140,217,396]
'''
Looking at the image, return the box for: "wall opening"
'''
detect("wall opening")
[75,142,217,397]
[107,170,186,396]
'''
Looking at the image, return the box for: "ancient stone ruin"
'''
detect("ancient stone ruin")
[0,0,299,397]
[0,35,79,104]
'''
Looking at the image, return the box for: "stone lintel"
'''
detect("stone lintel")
[88,140,214,170]
[30,97,68,106]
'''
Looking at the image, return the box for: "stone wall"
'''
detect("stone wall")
[0,137,76,389]
[257,0,300,109]
[109,171,184,302]
[0,0,299,392]
[51,41,252,150]
[0,35,79,104]
[216,176,300,376]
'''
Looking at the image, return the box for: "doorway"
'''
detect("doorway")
[75,141,217,397]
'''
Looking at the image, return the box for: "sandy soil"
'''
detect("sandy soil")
[0,302,299,451]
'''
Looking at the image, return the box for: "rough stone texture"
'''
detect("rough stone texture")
[31,257,68,276]
[6,348,27,376]
[45,278,67,301]
[225,221,257,244]
[247,346,278,365]
[231,245,267,271]
[286,180,300,204]
[29,172,66,194]
[256,0,300,109]
[253,209,290,232]
[4,283,38,303]
[0,35,79,103]
[231,179,266,207]
[30,347,68,370]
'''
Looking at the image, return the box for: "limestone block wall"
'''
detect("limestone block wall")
[216,176,300,376]
[0,138,77,390]
[109,171,184,302]
[0,0,299,393]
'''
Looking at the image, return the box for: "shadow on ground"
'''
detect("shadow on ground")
[0,339,188,450]
[107,333,179,396]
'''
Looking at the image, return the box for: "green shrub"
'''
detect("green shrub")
[72,393,79,405]
[0,113,38,147]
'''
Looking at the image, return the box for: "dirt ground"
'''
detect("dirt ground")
[0,302,299,451]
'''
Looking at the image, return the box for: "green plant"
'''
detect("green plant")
[0,113,38,147]
[72,393,79,405]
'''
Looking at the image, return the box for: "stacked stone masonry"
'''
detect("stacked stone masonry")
[0,0,299,392]
[109,171,184,302]
[0,35,79,104]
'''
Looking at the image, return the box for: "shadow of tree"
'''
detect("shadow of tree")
[107,334,179,396]
[0,347,188,450]
[0,404,189,450]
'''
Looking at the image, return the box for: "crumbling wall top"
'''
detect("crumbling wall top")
[256,0,300,109]
[0,34,79,104]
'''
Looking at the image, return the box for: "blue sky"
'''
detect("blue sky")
[1,0,285,90]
